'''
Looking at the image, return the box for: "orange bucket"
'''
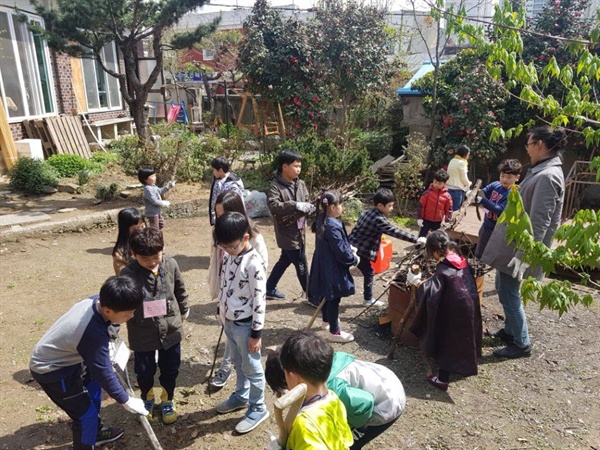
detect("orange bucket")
[371,236,393,274]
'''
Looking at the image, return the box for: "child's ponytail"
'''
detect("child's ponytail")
[312,190,342,238]
[425,230,458,258]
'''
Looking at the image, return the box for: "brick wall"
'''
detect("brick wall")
[53,51,77,114]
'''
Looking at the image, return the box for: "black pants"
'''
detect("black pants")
[357,256,375,301]
[32,366,102,449]
[266,248,308,293]
[134,343,181,400]
[418,219,442,238]
[321,297,342,334]
[351,417,399,450]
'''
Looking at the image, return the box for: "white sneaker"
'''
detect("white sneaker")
[321,321,330,330]
[363,298,385,307]
[328,330,354,343]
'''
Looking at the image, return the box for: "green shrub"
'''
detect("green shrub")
[90,151,120,165]
[354,130,393,162]
[8,158,59,194]
[95,183,120,201]
[78,169,92,186]
[342,197,364,223]
[281,133,376,196]
[112,123,216,184]
[46,154,101,178]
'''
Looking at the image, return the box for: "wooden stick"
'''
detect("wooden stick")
[205,325,224,396]
[304,297,327,330]
[274,383,307,447]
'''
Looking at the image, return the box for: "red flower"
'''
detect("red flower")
[290,56,298,63]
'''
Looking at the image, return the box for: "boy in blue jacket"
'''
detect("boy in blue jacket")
[30,276,149,449]
[473,159,522,258]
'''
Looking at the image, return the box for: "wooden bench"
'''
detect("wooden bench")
[85,117,134,143]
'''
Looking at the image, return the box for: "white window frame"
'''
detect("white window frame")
[0,7,57,123]
[81,42,123,112]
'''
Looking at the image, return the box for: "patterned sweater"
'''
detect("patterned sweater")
[218,247,266,339]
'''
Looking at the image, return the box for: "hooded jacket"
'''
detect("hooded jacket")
[410,253,482,377]
[418,183,453,222]
[209,172,244,225]
[267,173,309,250]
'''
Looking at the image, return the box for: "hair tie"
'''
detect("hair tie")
[322,197,328,205]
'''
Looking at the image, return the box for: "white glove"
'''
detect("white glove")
[508,257,530,281]
[161,200,171,208]
[417,219,424,228]
[182,309,190,321]
[122,397,149,415]
[406,270,422,286]
[416,237,427,246]
[267,434,282,450]
[167,180,176,189]
[350,245,358,258]
[295,202,315,214]
[355,255,361,266]
[466,190,472,198]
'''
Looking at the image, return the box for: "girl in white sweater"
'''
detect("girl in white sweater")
[446,145,471,211]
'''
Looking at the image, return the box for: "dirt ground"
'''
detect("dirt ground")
[1,211,599,450]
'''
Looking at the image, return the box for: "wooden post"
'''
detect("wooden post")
[274,383,307,447]
[0,98,18,170]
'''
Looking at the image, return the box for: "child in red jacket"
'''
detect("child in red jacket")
[417,169,453,238]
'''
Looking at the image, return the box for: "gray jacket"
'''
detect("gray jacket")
[481,156,564,278]
[143,184,170,217]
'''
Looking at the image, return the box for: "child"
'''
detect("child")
[309,190,359,343]
[209,156,245,226]
[213,212,269,434]
[120,227,189,424]
[277,331,354,449]
[266,347,406,450]
[408,231,482,391]
[112,207,146,275]
[139,167,174,230]
[473,159,522,259]
[348,188,418,307]
[30,276,149,449]
[446,145,471,211]
[266,149,315,300]
[417,169,453,238]
[207,190,269,389]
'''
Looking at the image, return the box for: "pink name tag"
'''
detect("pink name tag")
[143,298,167,319]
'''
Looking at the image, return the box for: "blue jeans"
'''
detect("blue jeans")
[224,319,266,411]
[448,189,464,212]
[495,270,530,348]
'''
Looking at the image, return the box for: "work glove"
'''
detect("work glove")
[161,200,171,208]
[416,237,427,246]
[350,245,358,258]
[508,257,530,281]
[295,202,315,214]
[267,434,282,450]
[417,219,424,228]
[182,309,190,321]
[476,189,485,203]
[167,180,176,189]
[354,255,361,267]
[406,270,422,286]
[123,397,149,415]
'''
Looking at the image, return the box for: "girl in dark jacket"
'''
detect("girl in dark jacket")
[409,231,482,391]
[309,190,359,343]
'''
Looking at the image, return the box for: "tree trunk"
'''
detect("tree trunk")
[203,70,215,112]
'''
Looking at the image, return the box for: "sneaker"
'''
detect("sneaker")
[210,366,232,388]
[143,390,155,417]
[266,289,285,300]
[95,426,124,446]
[427,375,449,392]
[328,330,354,343]
[321,321,330,330]
[305,299,319,308]
[161,400,177,424]
[493,344,532,359]
[363,298,384,307]
[493,328,514,344]
[215,394,249,414]
[234,407,270,434]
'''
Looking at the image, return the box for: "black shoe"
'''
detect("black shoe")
[266,289,285,300]
[493,328,514,344]
[96,426,124,446]
[493,344,532,359]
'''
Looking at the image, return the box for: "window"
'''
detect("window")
[202,48,216,61]
[0,8,56,121]
[81,42,122,111]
